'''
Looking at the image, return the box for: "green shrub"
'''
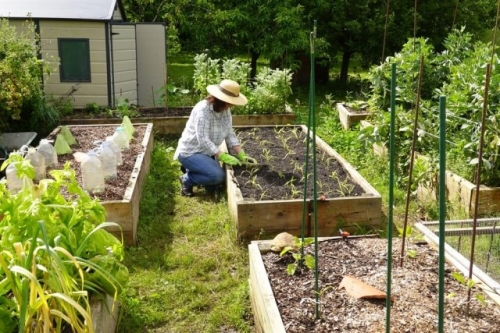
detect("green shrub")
[0,19,52,133]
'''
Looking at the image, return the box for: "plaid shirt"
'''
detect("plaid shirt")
[174,99,240,159]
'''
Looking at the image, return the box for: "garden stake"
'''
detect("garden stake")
[300,19,321,319]
[385,63,396,333]
[438,95,446,333]
[400,55,424,268]
[467,64,491,315]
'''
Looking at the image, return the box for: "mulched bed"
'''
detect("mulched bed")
[262,237,500,332]
[45,125,147,201]
[231,126,365,200]
[64,107,191,119]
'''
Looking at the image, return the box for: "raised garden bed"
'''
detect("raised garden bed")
[61,107,297,135]
[249,236,500,333]
[46,123,154,245]
[337,103,371,129]
[225,125,382,240]
[417,170,500,216]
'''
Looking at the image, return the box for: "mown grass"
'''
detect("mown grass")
[117,136,252,332]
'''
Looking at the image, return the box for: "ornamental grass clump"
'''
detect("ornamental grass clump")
[0,156,128,332]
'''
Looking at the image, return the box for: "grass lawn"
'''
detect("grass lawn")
[117,136,252,332]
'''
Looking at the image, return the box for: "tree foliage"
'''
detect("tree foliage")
[122,0,497,84]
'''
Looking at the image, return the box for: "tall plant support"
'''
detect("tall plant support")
[381,0,391,62]
[385,63,396,333]
[400,56,424,267]
[467,64,491,313]
[300,19,320,319]
[438,96,446,333]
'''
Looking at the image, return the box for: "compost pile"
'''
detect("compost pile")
[261,237,500,332]
[232,126,365,201]
[46,125,147,201]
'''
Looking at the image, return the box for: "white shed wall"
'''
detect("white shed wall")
[40,20,109,107]
[136,24,166,107]
[111,24,137,106]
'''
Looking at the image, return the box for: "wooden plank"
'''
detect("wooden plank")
[235,196,381,238]
[421,217,500,226]
[429,226,500,236]
[248,244,286,333]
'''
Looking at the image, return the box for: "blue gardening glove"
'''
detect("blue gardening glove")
[237,151,258,164]
[218,152,241,166]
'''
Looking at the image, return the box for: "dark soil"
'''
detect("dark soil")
[262,237,500,332]
[45,125,147,201]
[231,126,365,201]
[64,107,191,119]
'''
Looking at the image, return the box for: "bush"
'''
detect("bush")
[0,19,54,133]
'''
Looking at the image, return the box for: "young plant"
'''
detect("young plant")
[450,272,487,306]
[279,237,315,275]
[244,175,262,190]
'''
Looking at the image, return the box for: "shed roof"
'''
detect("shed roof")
[0,0,120,21]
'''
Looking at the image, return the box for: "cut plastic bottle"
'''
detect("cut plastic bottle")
[6,162,23,194]
[81,150,105,194]
[106,136,122,165]
[98,141,118,180]
[25,147,46,181]
[37,139,58,167]
[111,126,130,151]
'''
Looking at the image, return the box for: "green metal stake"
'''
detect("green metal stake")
[385,63,396,333]
[310,20,320,320]
[438,95,446,333]
[300,20,318,319]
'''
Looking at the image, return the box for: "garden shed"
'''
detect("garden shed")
[0,0,166,108]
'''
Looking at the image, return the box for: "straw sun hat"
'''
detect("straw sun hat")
[206,79,248,106]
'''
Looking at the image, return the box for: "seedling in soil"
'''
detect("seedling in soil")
[406,249,418,259]
[450,272,487,306]
[279,236,315,275]
[245,175,262,190]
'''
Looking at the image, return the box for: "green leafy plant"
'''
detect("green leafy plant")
[192,53,293,115]
[279,237,315,275]
[112,97,139,118]
[0,157,129,332]
[450,272,487,305]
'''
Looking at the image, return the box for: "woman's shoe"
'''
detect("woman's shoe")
[179,176,194,197]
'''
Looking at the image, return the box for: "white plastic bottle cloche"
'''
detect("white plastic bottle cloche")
[111,126,130,151]
[37,139,58,167]
[81,150,105,194]
[98,141,118,180]
[25,147,46,181]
